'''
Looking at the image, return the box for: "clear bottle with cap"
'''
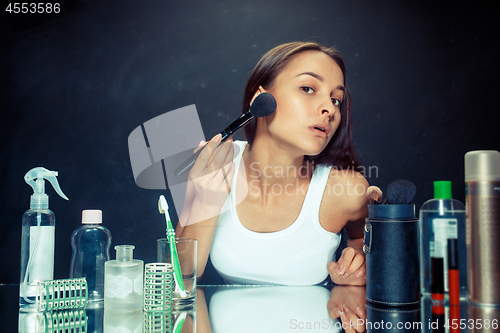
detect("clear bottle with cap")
[419,181,467,299]
[465,150,500,306]
[104,245,144,310]
[20,167,69,308]
[70,209,112,302]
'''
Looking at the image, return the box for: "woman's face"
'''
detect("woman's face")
[256,50,345,157]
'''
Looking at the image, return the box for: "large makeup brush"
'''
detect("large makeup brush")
[386,179,416,204]
[174,92,277,176]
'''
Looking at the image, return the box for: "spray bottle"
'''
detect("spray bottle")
[19,167,68,308]
[465,150,500,306]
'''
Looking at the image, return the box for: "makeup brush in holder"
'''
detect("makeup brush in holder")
[364,180,420,307]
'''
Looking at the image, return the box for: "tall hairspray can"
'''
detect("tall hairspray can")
[464,150,500,306]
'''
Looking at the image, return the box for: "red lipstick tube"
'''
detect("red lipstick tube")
[448,238,460,305]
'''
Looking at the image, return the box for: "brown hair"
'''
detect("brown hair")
[242,41,360,170]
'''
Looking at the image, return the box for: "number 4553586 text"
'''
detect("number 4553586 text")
[6,3,61,14]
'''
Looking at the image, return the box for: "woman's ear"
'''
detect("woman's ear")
[249,86,267,107]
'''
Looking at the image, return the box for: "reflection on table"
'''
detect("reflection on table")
[207,285,343,332]
[15,284,365,333]
[6,283,499,332]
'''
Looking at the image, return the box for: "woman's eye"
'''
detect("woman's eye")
[300,86,314,94]
[332,98,342,107]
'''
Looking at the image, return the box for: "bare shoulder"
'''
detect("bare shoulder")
[319,168,369,233]
[327,168,368,212]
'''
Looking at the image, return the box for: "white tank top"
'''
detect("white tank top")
[210,141,341,285]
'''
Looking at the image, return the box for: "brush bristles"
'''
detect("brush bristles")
[366,186,383,204]
[386,179,416,204]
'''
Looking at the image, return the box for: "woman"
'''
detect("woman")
[176,41,368,286]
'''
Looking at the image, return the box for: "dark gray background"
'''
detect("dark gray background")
[1,0,499,285]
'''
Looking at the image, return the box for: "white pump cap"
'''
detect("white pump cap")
[465,150,500,182]
[82,210,102,224]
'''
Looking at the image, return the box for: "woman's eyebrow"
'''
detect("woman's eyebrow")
[296,71,324,82]
[296,72,345,91]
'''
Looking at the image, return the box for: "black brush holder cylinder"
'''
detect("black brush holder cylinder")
[366,303,421,332]
[364,204,420,307]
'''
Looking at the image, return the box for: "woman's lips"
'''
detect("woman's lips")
[309,126,328,138]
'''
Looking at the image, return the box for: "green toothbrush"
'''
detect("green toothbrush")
[173,312,186,333]
[158,195,186,297]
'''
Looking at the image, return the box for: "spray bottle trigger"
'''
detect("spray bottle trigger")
[24,167,69,200]
[45,172,68,201]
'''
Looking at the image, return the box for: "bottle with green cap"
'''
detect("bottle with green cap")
[419,181,467,299]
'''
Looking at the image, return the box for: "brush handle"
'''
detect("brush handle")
[173,312,186,333]
[166,228,186,293]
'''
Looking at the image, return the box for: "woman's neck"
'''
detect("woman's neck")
[243,137,312,187]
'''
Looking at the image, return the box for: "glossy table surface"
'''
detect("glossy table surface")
[3,283,499,332]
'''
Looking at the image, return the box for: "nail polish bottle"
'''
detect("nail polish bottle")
[431,257,445,302]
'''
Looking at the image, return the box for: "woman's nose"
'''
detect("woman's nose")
[320,102,335,117]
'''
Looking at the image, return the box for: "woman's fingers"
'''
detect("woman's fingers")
[339,247,355,275]
[209,140,234,172]
[329,247,367,284]
[338,247,366,278]
[187,135,235,208]
[341,304,366,333]
[192,134,223,175]
[193,140,207,153]
[328,260,342,277]
[327,291,342,319]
